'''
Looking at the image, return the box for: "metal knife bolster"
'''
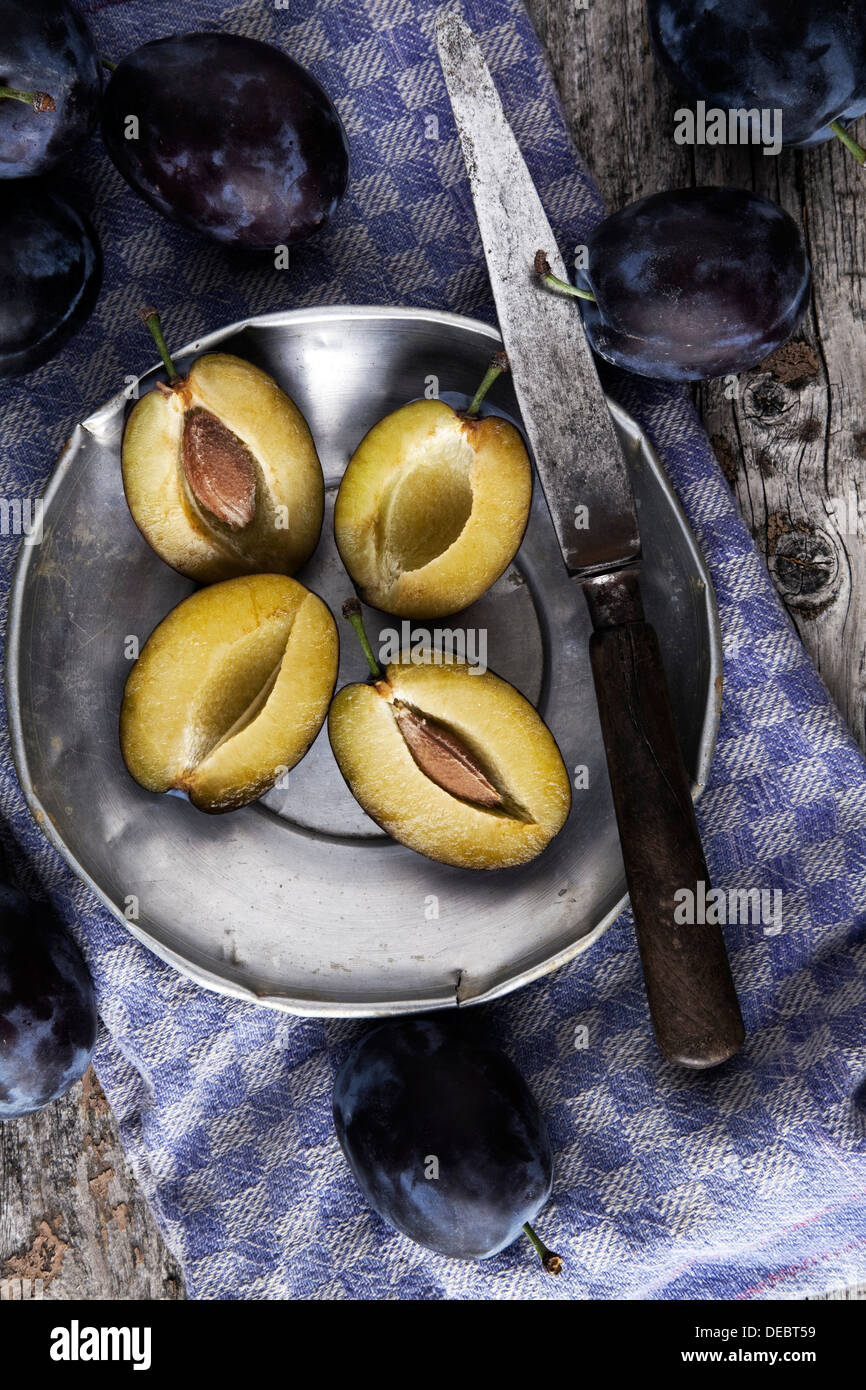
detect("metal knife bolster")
[581,566,645,629]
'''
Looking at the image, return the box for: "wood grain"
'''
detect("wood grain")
[526,0,866,752]
[1,1068,183,1300]
[2,0,863,1301]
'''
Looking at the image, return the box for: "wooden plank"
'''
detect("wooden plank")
[526,0,866,751]
[0,1068,184,1300]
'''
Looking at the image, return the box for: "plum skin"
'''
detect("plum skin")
[646,0,866,148]
[577,187,811,382]
[0,183,102,378]
[0,0,102,178]
[0,884,97,1119]
[101,32,350,250]
[333,1016,554,1261]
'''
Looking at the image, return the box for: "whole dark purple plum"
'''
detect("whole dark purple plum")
[0,0,102,178]
[576,187,811,382]
[0,882,97,1119]
[333,1016,560,1268]
[101,32,350,250]
[647,0,866,148]
[0,183,102,378]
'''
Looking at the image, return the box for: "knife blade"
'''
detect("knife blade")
[437,13,744,1068]
[436,18,638,577]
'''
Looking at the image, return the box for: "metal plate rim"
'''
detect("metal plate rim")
[5,304,722,1017]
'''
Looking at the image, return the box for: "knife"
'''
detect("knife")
[437,14,744,1069]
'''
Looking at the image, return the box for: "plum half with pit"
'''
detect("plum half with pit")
[646,0,866,154]
[123,310,325,583]
[333,1015,562,1271]
[0,183,102,378]
[328,602,571,870]
[101,32,350,250]
[0,0,102,178]
[0,879,97,1120]
[539,187,811,382]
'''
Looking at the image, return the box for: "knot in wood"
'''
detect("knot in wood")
[768,521,839,613]
[742,374,796,424]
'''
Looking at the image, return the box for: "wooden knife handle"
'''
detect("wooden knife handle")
[585,572,745,1069]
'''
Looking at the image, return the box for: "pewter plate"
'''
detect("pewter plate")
[6,307,721,1016]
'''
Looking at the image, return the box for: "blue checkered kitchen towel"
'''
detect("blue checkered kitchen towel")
[1,0,865,1300]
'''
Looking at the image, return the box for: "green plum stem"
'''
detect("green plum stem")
[829,119,866,166]
[465,351,509,418]
[140,307,180,383]
[0,85,55,113]
[342,598,382,679]
[522,1221,563,1276]
[534,249,596,303]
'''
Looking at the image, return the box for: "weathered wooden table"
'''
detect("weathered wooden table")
[2,0,863,1300]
